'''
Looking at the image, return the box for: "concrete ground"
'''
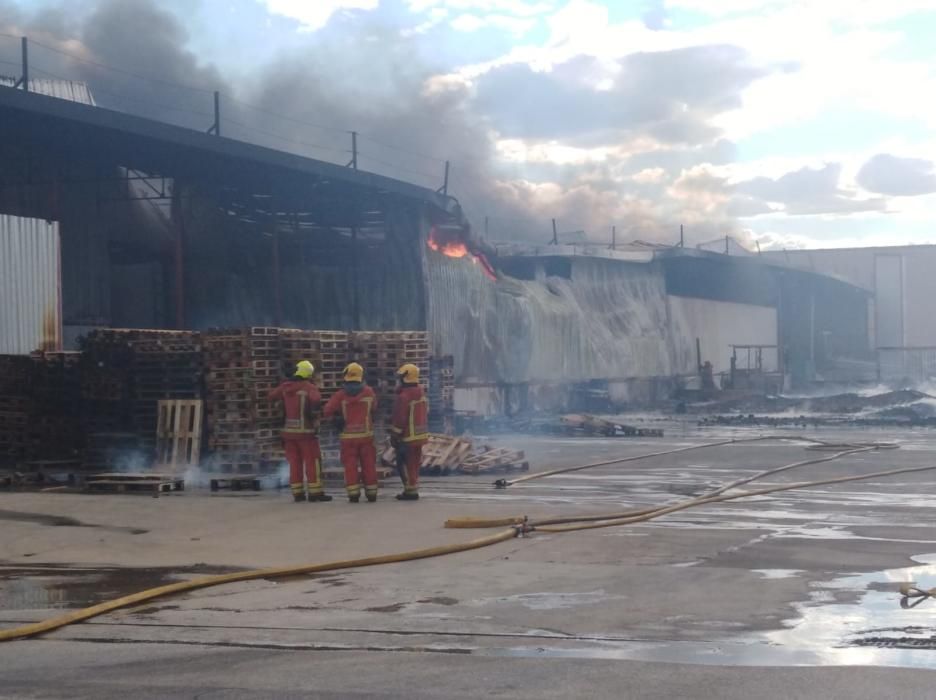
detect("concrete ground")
[3,424,936,698]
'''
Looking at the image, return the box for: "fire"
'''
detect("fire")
[427,236,469,258]
[428,225,497,281]
[475,253,497,281]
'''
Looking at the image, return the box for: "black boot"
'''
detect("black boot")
[293,492,307,503]
[308,492,333,502]
[348,494,360,503]
[366,493,377,503]
[396,492,419,501]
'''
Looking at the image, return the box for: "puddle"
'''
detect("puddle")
[753,569,803,580]
[495,553,936,668]
[0,564,242,610]
[468,590,613,611]
[401,554,936,668]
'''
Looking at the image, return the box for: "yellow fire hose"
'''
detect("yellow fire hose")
[533,464,936,533]
[493,435,894,488]
[0,439,911,644]
[900,582,936,598]
[507,444,881,530]
[0,528,518,643]
[448,444,877,530]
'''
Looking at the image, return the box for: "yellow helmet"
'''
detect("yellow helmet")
[343,362,364,383]
[294,360,315,379]
[397,363,420,384]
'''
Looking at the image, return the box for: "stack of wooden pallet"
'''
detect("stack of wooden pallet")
[27,351,82,459]
[77,330,135,435]
[349,331,429,441]
[428,355,455,433]
[0,355,33,460]
[83,432,146,471]
[203,327,283,473]
[128,332,203,447]
[306,331,348,458]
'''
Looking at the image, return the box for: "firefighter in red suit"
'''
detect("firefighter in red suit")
[267,360,332,503]
[323,362,379,503]
[390,363,429,501]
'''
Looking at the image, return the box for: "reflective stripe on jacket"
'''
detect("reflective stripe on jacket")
[324,385,378,440]
[391,385,429,444]
[267,379,321,435]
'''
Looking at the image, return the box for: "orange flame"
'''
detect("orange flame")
[427,236,469,258]
[428,226,497,281]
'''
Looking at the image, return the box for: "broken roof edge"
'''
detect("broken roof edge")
[0,77,95,105]
[0,85,453,212]
[489,242,655,263]
[655,246,872,294]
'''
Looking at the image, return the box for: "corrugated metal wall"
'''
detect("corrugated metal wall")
[0,214,61,354]
[667,296,777,374]
[427,254,679,384]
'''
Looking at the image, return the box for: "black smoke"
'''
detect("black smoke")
[0,0,774,245]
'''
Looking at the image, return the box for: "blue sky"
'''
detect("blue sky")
[6,0,936,249]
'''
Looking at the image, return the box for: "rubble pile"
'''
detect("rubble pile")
[694,389,936,428]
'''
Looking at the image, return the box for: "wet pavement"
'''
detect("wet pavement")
[3,424,936,697]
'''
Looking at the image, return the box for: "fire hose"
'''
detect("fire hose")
[493,435,897,488]
[0,439,916,644]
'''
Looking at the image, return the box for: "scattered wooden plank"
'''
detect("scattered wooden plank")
[459,447,528,475]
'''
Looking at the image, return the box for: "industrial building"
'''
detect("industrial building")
[0,79,897,421]
[766,245,936,383]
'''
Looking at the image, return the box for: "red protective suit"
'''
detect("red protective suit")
[324,385,378,499]
[268,379,323,498]
[391,384,429,495]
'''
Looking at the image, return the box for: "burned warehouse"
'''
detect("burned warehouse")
[7,5,936,692]
[1,82,880,420]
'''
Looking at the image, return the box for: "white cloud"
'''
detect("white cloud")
[632,167,667,183]
[496,138,617,164]
[260,0,379,31]
[409,0,556,16]
[254,0,935,243]
[450,13,538,34]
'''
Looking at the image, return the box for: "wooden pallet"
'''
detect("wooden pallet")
[420,434,473,475]
[84,472,185,496]
[458,448,529,475]
[155,400,203,472]
[210,475,263,491]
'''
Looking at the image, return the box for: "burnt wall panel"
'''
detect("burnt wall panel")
[181,193,427,332]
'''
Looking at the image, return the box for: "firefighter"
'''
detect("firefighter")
[323,362,379,503]
[390,363,429,501]
[267,360,332,503]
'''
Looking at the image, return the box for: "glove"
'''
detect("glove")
[390,433,401,449]
[332,416,345,432]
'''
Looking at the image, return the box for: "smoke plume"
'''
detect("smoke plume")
[0,0,773,245]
